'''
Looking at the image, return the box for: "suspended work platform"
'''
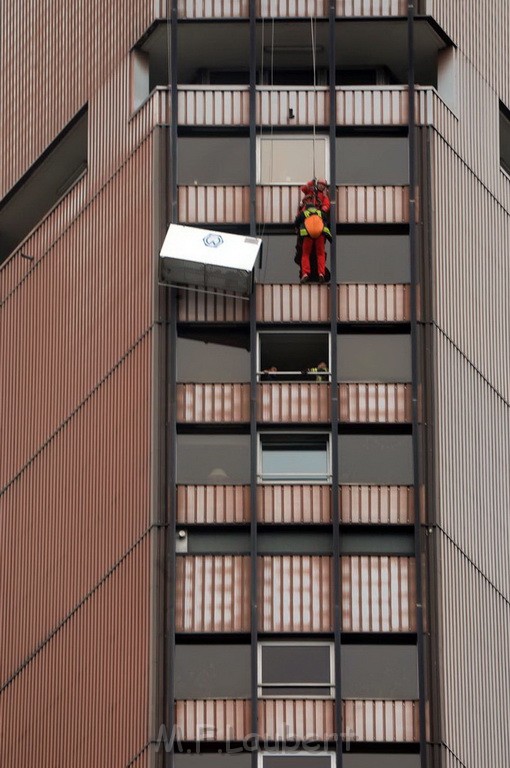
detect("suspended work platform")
[159,224,262,296]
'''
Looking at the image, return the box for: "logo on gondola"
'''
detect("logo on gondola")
[203,233,223,248]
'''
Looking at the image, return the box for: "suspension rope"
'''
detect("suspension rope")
[310,14,317,181]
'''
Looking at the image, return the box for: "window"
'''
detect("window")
[336,138,408,185]
[0,106,88,264]
[343,757,420,768]
[259,642,334,697]
[257,135,329,184]
[257,234,302,284]
[260,755,334,768]
[339,435,413,484]
[178,137,250,185]
[177,434,250,484]
[258,332,330,381]
[500,101,510,176]
[259,433,331,483]
[175,757,250,768]
[341,645,418,699]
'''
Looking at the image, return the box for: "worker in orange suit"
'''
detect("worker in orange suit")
[294,201,331,283]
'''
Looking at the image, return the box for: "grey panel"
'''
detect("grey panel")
[343,756,420,768]
[339,435,413,484]
[257,531,333,554]
[178,137,250,184]
[175,645,251,698]
[263,758,332,768]
[175,755,251,768]
[336,137,408,184]
[177,434,250,484]
[337,235,410,283]
[177,336,250,383]
[340,531,414,555]
[188,532,250,554]
[261,644,331,684]
[257,235,307,284]
[338,335,411,383]
[341,645,418,699]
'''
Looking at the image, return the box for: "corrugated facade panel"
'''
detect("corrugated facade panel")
[176,383,251,423]
[176,485,251,524]
[336,185,410,225]
[175,699,251,741]
[258,484,332,524]
[337,0,406,14]
[259,699,335,740]
[176,0,407,17]
[256,284,330,323]
[341,556,416,632]
[343,700,419,743]
[178,0,250,17]
[339,484,414,525]
[177,286,250,322]
[258,87,329,127]
[258,556,333,632]
[0,538,150,768]
[258,382,331,423]
[178,87,250,127]
[1,139,154,490]
[0,0,155,198]
[338,283,411,323]
[339,383,412,423]
[178,185,251,224]
[175,555,251,633]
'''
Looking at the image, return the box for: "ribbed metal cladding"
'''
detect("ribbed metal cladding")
[259,555,333,632]
[258,484,332,524]
[175,699,251,741]
[338,283,411,323]
[259,699,335,740]
[256,284,330,323]
[0,537,150,768]
[176,485,251,524]
[1,138,154,490]
[177,286,249,322]
[176,383,251,423]
[178,185,410,225]
[342,556,417,632]
[0,1,155,198]
[340,484,414,524]
[178,86,250,127]
[339,383,412,423]
[258,382,331,423]
[175,555,251,633]
[176,0,407,16]
[343,699,419,743]
[258,87,329,127]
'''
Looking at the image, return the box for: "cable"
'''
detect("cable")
[310,14,317,181]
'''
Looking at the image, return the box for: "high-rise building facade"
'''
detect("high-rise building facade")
[1,2,509,767]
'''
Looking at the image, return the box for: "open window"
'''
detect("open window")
[258,331,330,382]
[257,135,329,184]
[500,101,510,176]
[259,432,331,484]
[259,642,334,698]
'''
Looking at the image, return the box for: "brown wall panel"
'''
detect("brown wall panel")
[343,699,419,743]
[176,383,251,423]
[175,556,251,633]
[339,383,412,423]
[336,185,410,225]
[259,699,335,741]
[177,287,250,322]
[338,283,411,323]
[258,484,332,524]
[178,87,250,127]
[175,699,251,741]
[177,485,251,524]
[341,556,416,632]
[0,538,150,768]
[258,87,329,127]
[256,284,330,323]
[1,139,154,490]
[178,185,251,224]
[258,556,333,632]
[258,383,331,423]
[176,0,406,17]
[340,484,414,525]
[0,334,152,680]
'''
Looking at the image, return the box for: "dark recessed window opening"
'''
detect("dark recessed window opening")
[500,101,510,175]
[0,106,88,264]
[258,331,330,381]
[259,642,334,697]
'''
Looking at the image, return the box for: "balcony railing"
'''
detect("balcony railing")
[176,0,408,18]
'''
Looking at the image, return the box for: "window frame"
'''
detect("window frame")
[258,641,335,699]
[256,134,330,184]
[258,431,332,485]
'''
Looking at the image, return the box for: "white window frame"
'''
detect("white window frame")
[258,641,335,699]
[256,134,330,184]
[257,330,331,382]
[258,431,332,485]
[258,753,335,768]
